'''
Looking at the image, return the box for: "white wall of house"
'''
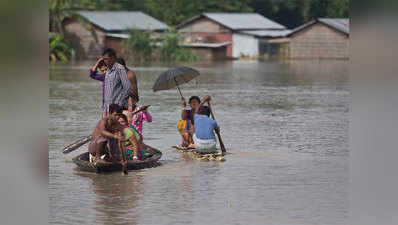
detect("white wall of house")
[232,33,259,58]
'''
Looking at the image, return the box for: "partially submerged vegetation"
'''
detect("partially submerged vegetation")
[49,32,73,62]
[123,29,198,63]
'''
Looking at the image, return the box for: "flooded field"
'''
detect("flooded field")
[49,60,349,225]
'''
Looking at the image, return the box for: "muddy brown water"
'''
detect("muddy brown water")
[49,60,349,225]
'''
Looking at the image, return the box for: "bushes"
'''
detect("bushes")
[49,32,72,62]
[160,30,198,62]
[123,29,197,63]
[123,29,155,63]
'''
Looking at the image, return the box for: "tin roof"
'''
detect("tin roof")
[181,42,231,48]
[240,30,292,38]
[318,18,349,34]
[178,13,286,30]
[77,11,170,31]
[288,18,349,36]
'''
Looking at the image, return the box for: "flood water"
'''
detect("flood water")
[49,60,349,225]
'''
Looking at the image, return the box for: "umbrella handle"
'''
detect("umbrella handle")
[174,77,184,98]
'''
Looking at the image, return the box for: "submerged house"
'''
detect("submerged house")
[287,18,349,59]
[177,13,290,60]
[63,11,169,59]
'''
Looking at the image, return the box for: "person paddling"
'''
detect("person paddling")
[193,96,220,153]
[88,104,125,163]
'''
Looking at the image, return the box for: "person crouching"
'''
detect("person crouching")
[117,113,144,161]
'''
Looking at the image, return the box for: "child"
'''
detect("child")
[118,113,144,161]
[177,96,200,148]
[193,96,219,153]
[122,104,151,139]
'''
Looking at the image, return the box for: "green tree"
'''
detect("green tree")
[49,32,72,62]
[144,0,253,26]
[309,0,349,19]
[123,29,155,63]
[160,29,197,62]
[250,0,349,28]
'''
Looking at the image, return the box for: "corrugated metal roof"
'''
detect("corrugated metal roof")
[288,18,349,36]
[178,13,286,30]
[318,18,349,34]
[77,11,170,31]
[240,30,292,38]
[181,42,231,48]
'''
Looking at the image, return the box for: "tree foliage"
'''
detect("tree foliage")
[160,29,198,62]
[123,29,155,63]
[49,0,349,62]
[49,32,72,62]
[123,29,198,63]
[51,0,349,30]
[251,0,349,28]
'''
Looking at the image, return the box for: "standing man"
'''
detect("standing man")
[102,48,133,115]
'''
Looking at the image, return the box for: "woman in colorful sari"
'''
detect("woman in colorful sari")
[118,113,145,161]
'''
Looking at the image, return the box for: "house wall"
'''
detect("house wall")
[189,48,213,60]
[63,19,106,59]
[179,17,233,57]
[179,17,230,33]
[289,23,349,59]
[188,47,227,60]
[232,33,259,58]
[105,37,126,58]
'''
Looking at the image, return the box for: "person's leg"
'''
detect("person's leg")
[95,141,108,162]
[187,130,194,148]
[181,132,190,147]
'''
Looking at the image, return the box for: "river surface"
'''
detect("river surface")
[49,60,349,225]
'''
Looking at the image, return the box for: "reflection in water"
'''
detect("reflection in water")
[76,172,141,225]
[50,60,349,225]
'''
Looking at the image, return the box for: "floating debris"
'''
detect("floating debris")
[190,151,226,162]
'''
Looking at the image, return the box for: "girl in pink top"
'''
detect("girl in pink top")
[123,104,152,139]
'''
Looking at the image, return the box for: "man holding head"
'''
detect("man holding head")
[102,48,133,115]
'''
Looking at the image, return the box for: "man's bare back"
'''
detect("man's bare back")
[127,70,139,102]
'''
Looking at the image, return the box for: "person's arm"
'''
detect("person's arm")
[89,70,105,81]
[195,95,211,114]
[142,109,152,122]
[98,120,124,140]
[129,133,139,158]
[127,97,133,124]
[214,121,220,133]
[90,57,105,81]
[127,70,139,101]
[101,130,124,140]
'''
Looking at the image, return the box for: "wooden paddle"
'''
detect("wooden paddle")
[208,102,226,156]
[62,105,150,154]
[62,135,92,154]
[118,138,128,175]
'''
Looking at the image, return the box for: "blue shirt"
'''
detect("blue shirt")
[194,114,218,140]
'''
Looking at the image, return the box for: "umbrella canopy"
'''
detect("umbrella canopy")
[152,66,200,92]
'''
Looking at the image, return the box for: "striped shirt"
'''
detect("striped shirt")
[104,62,132,112]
